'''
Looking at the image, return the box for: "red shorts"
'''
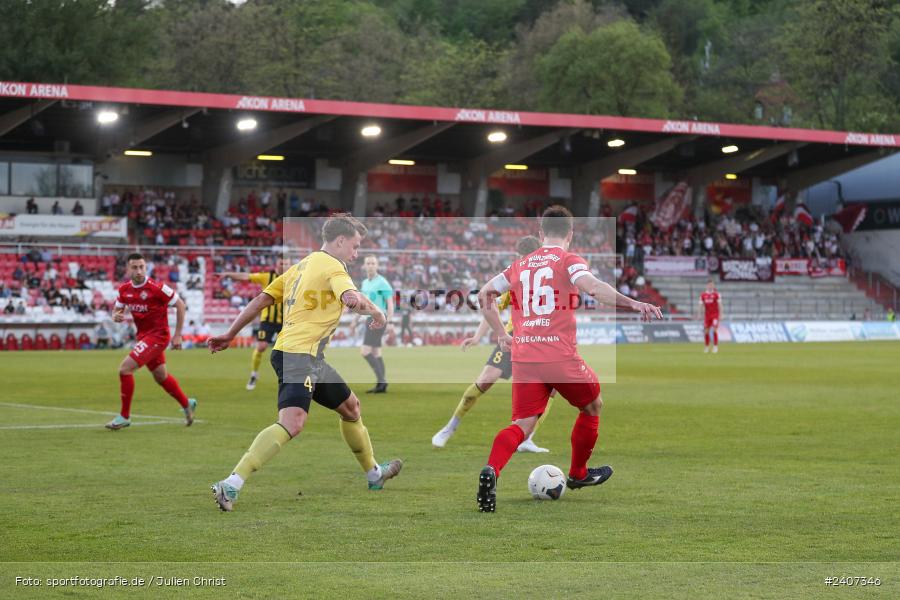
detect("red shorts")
[704,315,719,329]
[510,358,600,421]
[129,334,168,370]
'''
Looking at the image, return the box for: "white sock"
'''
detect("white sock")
[224,473,244,490]
[366,465,382,483]
[524,433,535,443]
[447,416,461,431]
[250,370,258,378]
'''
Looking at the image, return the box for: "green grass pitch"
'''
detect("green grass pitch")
[2,342,898,599]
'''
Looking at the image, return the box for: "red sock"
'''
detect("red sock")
[487,425,525,475]
[160,374,189,409]
[569,413,600,480]
[704,331,710,346]
[119,374,134,419]
[713,331,718,345]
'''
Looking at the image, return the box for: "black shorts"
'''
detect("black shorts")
[271,350,351,412]
[362,323,385,348]
[257,321,282,344]
[484,344,512,380]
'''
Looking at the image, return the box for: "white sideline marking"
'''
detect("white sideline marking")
[0,421,175,430]
[0,402,205,425]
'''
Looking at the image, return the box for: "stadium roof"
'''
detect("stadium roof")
[1,81,897,214]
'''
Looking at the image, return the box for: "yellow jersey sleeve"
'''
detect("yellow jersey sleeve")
[328,266,357,304]
[497,292,511,310]
[497,291,514,334]
[262,273,286,304]
[249,272,270,286]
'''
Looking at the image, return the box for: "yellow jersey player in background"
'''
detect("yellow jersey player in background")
[207,214,403,512]
[217,258,291,390]
[431,236,553,453]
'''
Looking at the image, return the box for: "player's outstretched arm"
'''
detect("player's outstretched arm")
[215,272,251,281]
[576,273,663,321]
[112,305,127,323]
[208,292,274,353]
[342,290,386,329]
[477,281,510,348]
[171,297,186,350]
[461,318,491,351]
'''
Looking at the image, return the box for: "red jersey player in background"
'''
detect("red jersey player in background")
[699,280,722,354]
[475,206,663,512]
[105,253,197,430]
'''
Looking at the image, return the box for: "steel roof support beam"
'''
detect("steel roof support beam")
[95,108,202,160]
[0,100,56,137]
[204,115,336,213]
[338,122,456,214]
[687,142,806,189]
[460,128,578,217]
[572,136,697,216]
[782,149,896,192]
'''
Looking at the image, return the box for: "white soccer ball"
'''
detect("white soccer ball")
[527,464,566,500]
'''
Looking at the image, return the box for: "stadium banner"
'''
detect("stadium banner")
[646,323,689,343]
[649,182,691,231]
[681,322,708,343]
[729,321,791,343]
[784,321,863,342]
[720,258,774,282]
[855,201,900,231]
[488,168,549,196]
[774,258,809,275]
[706,177,752,215]
[644,255,710,277]
[808,258,847,278]
[0,214,127,238]
[367,164,437,194]
[600,173,655,202]
[576,322,619,345]
[233,158,314,188]
[4,82,898,149]
[860,321,900,340]
[618,323,649,343]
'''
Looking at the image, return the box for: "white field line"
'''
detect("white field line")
[0,421,176,430]
[0,402,205,424]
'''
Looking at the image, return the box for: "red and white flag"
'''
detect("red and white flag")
[649,182,691,231]
[831,204,867,233]
[793,203,814,226]
[618,205,639,223]
[770,195,786,223]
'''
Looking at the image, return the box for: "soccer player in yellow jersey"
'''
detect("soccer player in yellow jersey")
[207,214,403,512]
[217,258,291,390]
[431,236,553,453]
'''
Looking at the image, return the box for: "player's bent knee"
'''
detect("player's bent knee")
[336,394,361,421]
[278,410,306,437]
[580,396,603,416]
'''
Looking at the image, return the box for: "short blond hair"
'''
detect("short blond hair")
[322,213,367,242]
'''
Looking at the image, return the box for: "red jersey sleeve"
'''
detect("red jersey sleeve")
[156,281,178,306]
[563,253,591,286]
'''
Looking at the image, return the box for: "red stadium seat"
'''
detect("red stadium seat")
[5,334,18,351]
[34,333,48,350]
[78,333,92,349]
[64,333,77,350]
[0,337,4,351]
[20,334,34,350]
[49,334,62,350]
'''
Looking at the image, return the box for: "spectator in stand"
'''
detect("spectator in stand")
[52,201,63,215]
[26,197,38,214]
[3,300,14,314]
[96,322,111,349]
[15,301,26,315]
[72,201,84,215]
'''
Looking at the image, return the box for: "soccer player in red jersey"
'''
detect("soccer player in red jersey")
[474,206,663,512]
[105,253,197,430]
[699,280,722,354]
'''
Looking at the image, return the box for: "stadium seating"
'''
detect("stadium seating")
[650,276,884,320]
[49,333,62,350]
[21,334,34,350]
[5,333,17,351]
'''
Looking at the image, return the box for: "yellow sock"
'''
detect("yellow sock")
[533,395,554,435]
[452,383,484,419]
[339,417,377,472]
[250,348,264,372]
[233,423,292,480]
